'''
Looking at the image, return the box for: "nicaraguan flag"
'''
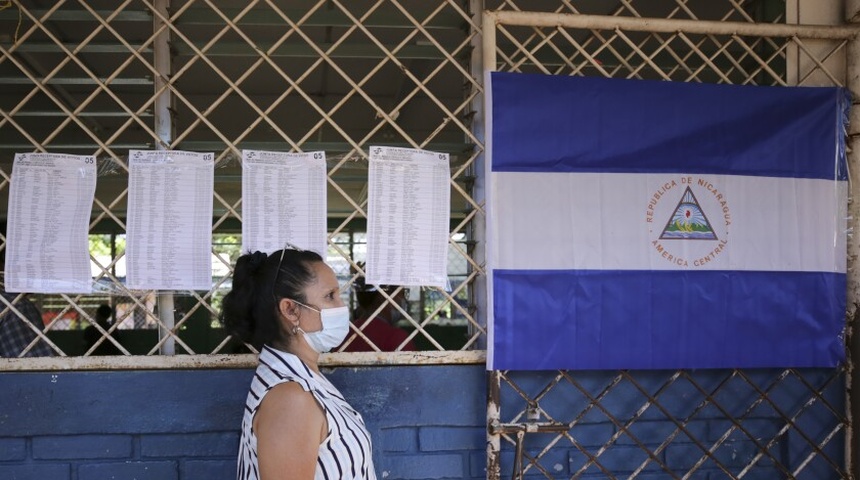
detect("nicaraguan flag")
[487,72,848,371]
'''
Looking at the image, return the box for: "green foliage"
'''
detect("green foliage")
[213,233,242,265]
[88,234,125,256]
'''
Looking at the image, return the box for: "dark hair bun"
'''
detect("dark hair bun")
[231,251,267,287]
[246,251,268,273]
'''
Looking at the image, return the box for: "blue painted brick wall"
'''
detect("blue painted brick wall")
[0,366,845,479]
[0,464,70,480]
[182,459,236,480]
[33,435,133,459]
[78,461,178,480]
[0,366,487,480]
[0,438,26,461]
[140,433,239,458]
[380,427,417,453]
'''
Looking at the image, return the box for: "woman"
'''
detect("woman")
[221,248,376,480]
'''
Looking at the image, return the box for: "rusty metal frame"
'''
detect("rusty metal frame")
[0,0,486,366]
[483,6,859,480]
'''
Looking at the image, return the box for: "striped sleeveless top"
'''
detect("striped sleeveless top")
[237,346,377,480]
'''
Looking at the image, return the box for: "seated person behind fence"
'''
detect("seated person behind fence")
[341,274,416,352]
[0,282,54,358]
[83,304,121,355]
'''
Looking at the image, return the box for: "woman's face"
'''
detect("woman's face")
[297,261,344,333]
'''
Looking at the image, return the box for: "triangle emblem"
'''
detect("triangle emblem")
[659,186,718,240]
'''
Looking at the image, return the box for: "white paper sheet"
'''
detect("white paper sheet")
[241,150,328,257]
[366,146,450,287]
[126,150,214,290]
[5,153,98,293]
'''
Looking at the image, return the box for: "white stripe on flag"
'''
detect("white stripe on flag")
[492,172,847,272]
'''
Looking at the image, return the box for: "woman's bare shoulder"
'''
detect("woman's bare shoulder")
[258,381,320,418]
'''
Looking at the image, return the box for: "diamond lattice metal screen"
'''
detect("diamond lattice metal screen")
[0,0,486,362]
[1,1,855,476]
[483,1,854,479]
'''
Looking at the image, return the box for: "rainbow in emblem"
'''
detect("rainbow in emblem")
[660,186,718,240]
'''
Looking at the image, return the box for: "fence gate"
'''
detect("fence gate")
[482,4,858,480]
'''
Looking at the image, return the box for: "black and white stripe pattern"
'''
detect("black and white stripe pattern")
[237,346,377,480]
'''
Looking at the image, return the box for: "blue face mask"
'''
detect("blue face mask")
[294,302,350,353]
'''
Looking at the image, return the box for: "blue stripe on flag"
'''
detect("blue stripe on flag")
[491,72,849,180]
[492,270,845,370]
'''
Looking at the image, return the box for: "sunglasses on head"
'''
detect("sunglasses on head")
[272,242,307,299]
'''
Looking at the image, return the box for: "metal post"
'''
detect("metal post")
[489,10,860,39]
[470,0,487,351]
[153,0,175,355]
[846,24,860,480]
[153,0,172,149]
[487,369,501,480]
[481,9,498,479]
[480,5,497,351]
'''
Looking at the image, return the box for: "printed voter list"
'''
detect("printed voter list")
[240,149,327,257]
[365,146,450,288]
[5,153,97,294]
[126,150,214,291]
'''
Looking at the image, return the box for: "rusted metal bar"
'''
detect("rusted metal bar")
[846,7,860,478]
[489,422,571,435]
[0,350,487,371]
[487,10,860,40]
[487,369,501,480]
[512,430,524,480]
[490,419,593,480]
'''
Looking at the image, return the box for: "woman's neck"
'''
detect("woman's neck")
[274,338,320,373]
